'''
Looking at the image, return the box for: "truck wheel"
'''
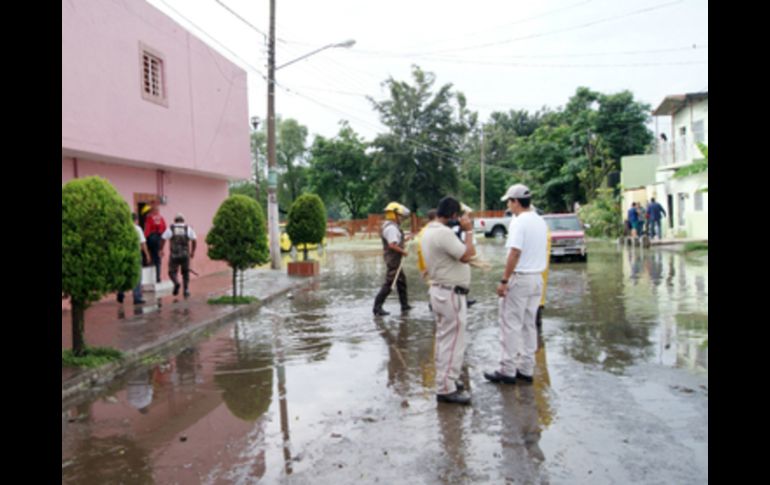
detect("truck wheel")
[492,226,507,239]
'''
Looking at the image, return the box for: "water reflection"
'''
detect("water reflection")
[546,243,707,374]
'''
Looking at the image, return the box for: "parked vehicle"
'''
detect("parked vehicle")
[543,213,587,262]
[474,211,512,238]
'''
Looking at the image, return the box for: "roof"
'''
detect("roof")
[652,92,708,116]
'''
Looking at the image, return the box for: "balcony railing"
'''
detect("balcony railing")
[656,134,704,167]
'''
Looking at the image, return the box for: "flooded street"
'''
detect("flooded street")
[62,240,707,484]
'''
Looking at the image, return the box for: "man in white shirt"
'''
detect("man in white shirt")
[484,184,548,385]
[422,196,476,405]
[118,212,151,305]
[161,213,197,298]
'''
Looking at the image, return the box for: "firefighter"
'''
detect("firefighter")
[373,202,412,316]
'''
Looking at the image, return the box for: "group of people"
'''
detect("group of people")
[627,197,667,240]
[117,201,197,305]
[372,184,548,405]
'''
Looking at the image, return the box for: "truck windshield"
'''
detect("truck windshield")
[545,216,582,231]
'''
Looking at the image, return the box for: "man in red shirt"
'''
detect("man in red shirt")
[143,201,167,283]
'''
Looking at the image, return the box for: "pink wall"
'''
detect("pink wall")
[63,157,229,278]
[62,0,251,180]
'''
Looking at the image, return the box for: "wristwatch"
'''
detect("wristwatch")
[500,279,508,284]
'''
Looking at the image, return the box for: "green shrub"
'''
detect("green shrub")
[577,188,622,238]
[62,347,124,368]
[207,195,270,298]
[286,193,327,260]
[62,176,139,356]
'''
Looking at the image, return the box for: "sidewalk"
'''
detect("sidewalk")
[62,267,317,405]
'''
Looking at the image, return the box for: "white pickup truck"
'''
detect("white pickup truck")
[473,211,513,238]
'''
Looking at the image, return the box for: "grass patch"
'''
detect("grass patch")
[62,347,123,368]
[140,355,165,366]
[208,295,259,305]
[684,242,708,252]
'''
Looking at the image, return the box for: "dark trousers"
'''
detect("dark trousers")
[373,258,408,311]
[147,233,162,282]
[169,256,190,290]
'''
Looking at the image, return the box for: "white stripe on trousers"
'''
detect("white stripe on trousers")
[430,286,467,395]
[499,274,542,377]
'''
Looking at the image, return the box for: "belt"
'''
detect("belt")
[431,283,470,295]
[513,271,541,275]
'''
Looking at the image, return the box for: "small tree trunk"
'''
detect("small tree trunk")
[232,268,238,300]
[304,247,309,261]
[71,300,86,357]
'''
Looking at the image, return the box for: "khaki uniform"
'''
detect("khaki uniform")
[422,221,471,395]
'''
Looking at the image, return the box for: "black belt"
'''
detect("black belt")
[432,283,470,295]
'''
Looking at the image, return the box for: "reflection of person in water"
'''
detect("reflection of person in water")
[381,320,410,395]
[497,335,552,480]
[126,368,153,414]
[436,402,469,483]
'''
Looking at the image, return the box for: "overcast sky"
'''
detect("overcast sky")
[146,0,708,141]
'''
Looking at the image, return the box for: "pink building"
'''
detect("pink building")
[62,0,251,283]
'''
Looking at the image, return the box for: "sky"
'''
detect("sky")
[146,0,708,141]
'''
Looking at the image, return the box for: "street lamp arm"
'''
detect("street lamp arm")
[275,39,355,70]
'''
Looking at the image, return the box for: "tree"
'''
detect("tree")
[308,122,376,219]
[459,109,550,209]
[62,176,139,356]
[277,118,309,207]
[369,65,474,213]
[286,194,327,261]
[206,195,270,299]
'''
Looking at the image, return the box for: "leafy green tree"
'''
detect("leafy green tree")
[369,65,475,213]
[286,194,327,261]
[207,195,270,298]
[277,118,309,206]
[308,122,376,219]
[62,176,139,356]
[459,109,550,209]
[577,188,623,238]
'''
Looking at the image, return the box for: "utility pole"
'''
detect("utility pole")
[266,0,281,270]
[480,129,485,213]
[251,116,260,203]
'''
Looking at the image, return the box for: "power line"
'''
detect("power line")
[213,0,267,39]
[391,0,595,52]
[155,0,268,80]
[358,0,684,57]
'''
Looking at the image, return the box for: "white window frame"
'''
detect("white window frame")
[139,43,168,107]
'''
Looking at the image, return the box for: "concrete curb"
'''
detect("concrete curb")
[62,275,320,408]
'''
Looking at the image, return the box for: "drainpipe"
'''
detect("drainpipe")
[73,157,79,178]
[156,169,166,204]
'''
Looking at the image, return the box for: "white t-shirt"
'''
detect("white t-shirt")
[382,223,402,245]
[421,221,471,287]
[162,224,197,240]
[505,210,548,273]
[134,224,146,244]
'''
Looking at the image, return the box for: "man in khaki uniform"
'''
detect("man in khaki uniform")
[422,196,476,405]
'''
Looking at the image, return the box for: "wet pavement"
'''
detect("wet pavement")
[62,241,707,484]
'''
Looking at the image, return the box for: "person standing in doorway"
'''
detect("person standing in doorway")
[143,201,167,283]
